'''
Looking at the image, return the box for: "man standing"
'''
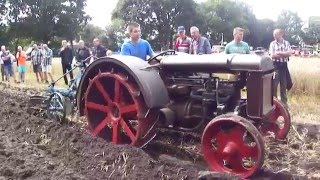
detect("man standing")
[225,27,250,54]
[0,46,14,84]
[16,46,27,83]
[93,38,107,58]
[31,44,44,83]
[76,40,91,63]
[43,44,54,83]
[269,29,292,107]
[189,26,212,55]
[174,26,192,53]
[59,40,74,85]
[120,22,155,61]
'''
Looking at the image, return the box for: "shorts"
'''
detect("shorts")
[18,65,26,73]
[42,65,52,73]
[4,65,13,76]
[33,64,41,73]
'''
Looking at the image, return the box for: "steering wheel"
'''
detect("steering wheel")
[147,49,176,64]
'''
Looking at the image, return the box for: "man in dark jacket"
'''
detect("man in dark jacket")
[93,38,107,58]
[59,40,74,85]
[76,40,91,63]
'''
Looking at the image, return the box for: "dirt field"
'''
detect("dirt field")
[0,84,319,180]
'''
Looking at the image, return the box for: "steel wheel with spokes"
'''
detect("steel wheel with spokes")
[84,71,158,147]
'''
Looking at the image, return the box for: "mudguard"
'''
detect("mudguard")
[76,55,169,116]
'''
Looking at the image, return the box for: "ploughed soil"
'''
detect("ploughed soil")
[0,84,319,180]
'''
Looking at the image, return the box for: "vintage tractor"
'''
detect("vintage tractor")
[76,51,291,178]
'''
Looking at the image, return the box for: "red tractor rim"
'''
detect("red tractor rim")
[262,98,291,139]
[84,72,143,145]
[202,116,264,178]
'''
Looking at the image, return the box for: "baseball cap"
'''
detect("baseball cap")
[177,26,185,32]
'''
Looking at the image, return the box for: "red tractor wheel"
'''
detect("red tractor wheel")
[260,98,291,139]
[201,114,265,178]
[84,71,157,147]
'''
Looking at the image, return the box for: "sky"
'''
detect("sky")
[85,0,320,29]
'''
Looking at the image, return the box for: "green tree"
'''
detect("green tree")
[79,24,105,47]
[254,19,275,48]
[112,0,199,50]
[106,18,126,52]
[275,10,303,45]
[5,0,90,45]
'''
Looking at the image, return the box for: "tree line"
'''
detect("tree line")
[0,0,319,52]
[109,0,320,51]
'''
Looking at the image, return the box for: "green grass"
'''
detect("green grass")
[13,58,78,89]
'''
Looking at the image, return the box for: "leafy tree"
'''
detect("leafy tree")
[112,0,199,50]
[275,10,303,45]
[55,0,91,45]
[5,0,90,45]
[79,24,105,47]
[301,16,320,45]
[198,0,256,45]
[106,18,126,52]
[254,19,275,48]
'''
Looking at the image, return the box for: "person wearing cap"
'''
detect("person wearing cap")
[225,27,250,54]
[174,26,192,53]
[269,29,292,108]
[189,26,212,55]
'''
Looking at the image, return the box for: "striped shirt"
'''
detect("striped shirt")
[43,48,53,66]
[174,36,192,53]
[31,49,44,65]
[269,40,291,62]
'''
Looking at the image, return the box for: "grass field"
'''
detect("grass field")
[6,56,320,124]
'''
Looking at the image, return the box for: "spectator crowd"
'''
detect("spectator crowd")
[0,23,292,108]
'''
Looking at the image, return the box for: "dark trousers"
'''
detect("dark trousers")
[62,63,73,85]
[273,62,288,106]
[1,64,4,81]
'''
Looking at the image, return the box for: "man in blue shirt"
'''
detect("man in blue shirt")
[120,22,154,61]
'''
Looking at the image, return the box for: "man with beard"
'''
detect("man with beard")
[120,22,155,61]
